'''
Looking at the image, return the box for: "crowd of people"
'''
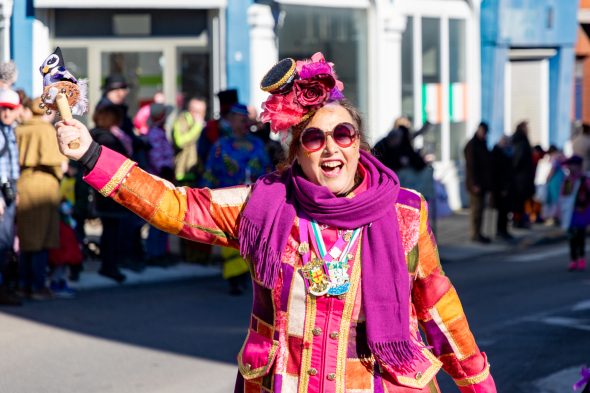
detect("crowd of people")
[0,60,281,305]
[464,120,590,272]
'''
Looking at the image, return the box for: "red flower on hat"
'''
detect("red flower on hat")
[293,76,334,108]
[260,91,307,133]
[260,52,345,134]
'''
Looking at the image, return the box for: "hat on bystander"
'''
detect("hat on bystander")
[0,89,20,109]
[102,75,129,92]
[564,155,583,167]
[229,103,249,117]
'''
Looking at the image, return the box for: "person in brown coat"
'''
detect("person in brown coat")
[16,97,67,299]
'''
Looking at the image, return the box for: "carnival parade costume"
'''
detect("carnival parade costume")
[79,53,496,392]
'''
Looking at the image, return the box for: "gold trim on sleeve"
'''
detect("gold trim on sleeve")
[453,363,491,387]
[99,159,135,197]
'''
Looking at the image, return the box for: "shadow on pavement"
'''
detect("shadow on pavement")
[0,275,251,365]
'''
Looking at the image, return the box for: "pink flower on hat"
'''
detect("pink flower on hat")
[260,52,345,133]
[260,91,307,133]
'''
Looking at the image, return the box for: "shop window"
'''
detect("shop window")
[177,48,211,117]
[421,17,441,160]
[277,5,368,119]
[449,18,467,161]
[401,17,414,122]
[55,10,207,38]
[59,47,88,124]
[101,51,163,117]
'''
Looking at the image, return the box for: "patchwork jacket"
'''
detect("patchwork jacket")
[84,147,497,393]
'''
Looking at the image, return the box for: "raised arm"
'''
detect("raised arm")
[412,198,497,392]
[55,119,248,248]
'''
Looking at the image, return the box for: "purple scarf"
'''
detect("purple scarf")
[239,150,423,369]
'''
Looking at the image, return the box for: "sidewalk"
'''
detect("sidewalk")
[70,210,567,291]
[433,209,566,263]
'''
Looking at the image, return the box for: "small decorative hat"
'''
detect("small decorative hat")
[259,52,344,135]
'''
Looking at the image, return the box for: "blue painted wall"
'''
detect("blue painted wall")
[481,0,578,148]
[226,0,253,105]
[11,0,35,96]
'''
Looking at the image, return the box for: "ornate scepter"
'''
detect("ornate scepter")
[38,47,88,149]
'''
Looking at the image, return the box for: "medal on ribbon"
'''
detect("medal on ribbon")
[300,257,330,296]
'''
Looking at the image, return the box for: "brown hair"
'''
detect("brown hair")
[93,105,123,129]
[278,100,370,171]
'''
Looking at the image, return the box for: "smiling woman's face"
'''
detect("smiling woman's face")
[295,103,361,195]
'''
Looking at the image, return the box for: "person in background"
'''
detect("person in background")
[464,122,493,244]
[0,89,21,305]
[16,96,66,300]
[196,89,237,173]
[491,135,514,241]
[90,105,135,283]
[172,96,206,184]
[511,121,535,229]
[133,91,165,136]
[543,146,566,225]
[48,199,82,298]
[0,61,17,90]
[96,75,150,169]
[373,116,428,173]
[145,103,175,265]
[202,103,271,295]
[572,123,590,174]
[560,156,590,272]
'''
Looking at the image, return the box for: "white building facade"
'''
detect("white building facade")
[249,0,481,209]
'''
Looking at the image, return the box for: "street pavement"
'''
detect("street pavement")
[1,210,588,392]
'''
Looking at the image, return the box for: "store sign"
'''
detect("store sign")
[34,0,226,8]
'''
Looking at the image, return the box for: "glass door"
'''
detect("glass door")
[100,51,164,116]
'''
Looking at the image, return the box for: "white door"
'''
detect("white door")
[504,59,549,147]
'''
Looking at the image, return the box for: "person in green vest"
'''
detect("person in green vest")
[172,97,207,184]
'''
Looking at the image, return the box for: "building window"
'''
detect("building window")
[401,16,414,122]
[421,17,441,160]
[449,18,467,161]
[278,5,368,118]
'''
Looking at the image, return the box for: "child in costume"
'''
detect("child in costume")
[560,155,590,271]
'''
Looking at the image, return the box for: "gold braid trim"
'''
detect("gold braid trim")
[335,236,363,393]
[99,159,135,197]
[261,59,296,92]
[237,332,280,380]
[297,292,317,393]
[454,363,491,387]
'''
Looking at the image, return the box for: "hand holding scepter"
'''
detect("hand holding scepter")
[38,47,88,149]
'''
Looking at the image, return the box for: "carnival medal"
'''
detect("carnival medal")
[300,257,330,296]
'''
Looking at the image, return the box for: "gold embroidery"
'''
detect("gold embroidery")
[237,331,280,380]
[393,349,442,388]
[297,293,317,393]
[260,58,296,92]
[99,159,135,197]
[335,235,363,393]
[454,364,490,387]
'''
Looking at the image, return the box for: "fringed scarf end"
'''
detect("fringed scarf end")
[370,340,426,373]
[239,217,282,289]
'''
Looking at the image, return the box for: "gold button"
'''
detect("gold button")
[415,371,423,380]
[244,363,252,371]
[312,327,322,336]
[347,253,354,260]
[329,332,339,339]
[307,368,318,376]
[327,373,336,381]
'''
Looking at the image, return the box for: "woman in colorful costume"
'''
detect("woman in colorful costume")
[54,53,496,393]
